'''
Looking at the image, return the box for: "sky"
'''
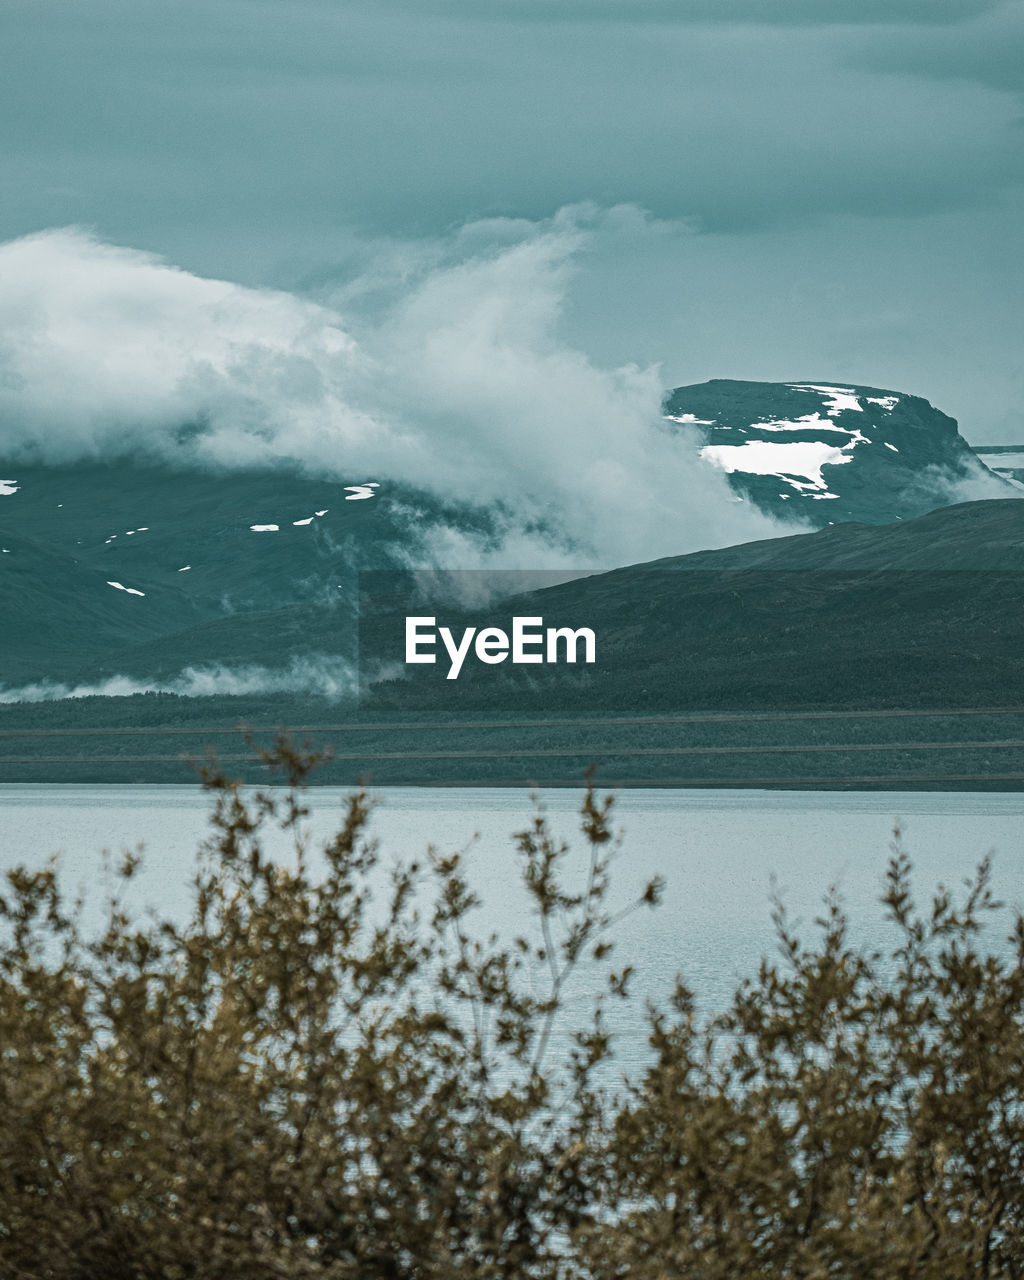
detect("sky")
[0,0,1022,482]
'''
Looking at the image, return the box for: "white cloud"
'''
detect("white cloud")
[0,215,785,567]
[0,655,358,704]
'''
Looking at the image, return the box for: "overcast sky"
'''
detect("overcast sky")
[1,0,1022,441]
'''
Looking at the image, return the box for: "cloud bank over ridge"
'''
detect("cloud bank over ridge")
[0,213,788,567]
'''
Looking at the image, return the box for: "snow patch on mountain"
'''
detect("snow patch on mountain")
[701,440,853,493]
[978,451,1024,472]
[692,386,898,499]
[789,384,867,415]
[747,413,855,436]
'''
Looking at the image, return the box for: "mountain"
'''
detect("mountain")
[663,379,1005,525]
[359,499,1024,716]
[0,524,205,683]
[7,499,1024,787]
[0,460,498,686]
[0,380,1014,694]
[649,494,1024,571]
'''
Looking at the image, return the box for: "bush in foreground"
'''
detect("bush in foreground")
[1,740,1023,1279]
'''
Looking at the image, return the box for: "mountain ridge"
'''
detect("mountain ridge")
[0,380,1015,694]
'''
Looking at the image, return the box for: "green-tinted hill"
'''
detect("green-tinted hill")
[0,460,493,686]
[360,500,1024,716]
[651,496,1024,571]
[8,500,1024,787]
[0,525,208,681]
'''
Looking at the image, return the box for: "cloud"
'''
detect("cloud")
[847,2,1024,92]
[3,0,1021,259]
[935,461,1016,504]
[0,214,783,567]
[0,655,359,704]
[387,0,1002,24]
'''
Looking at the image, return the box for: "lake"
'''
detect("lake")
[2,783,1023,1077]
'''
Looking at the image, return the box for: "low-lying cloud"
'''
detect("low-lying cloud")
[0,656,359,705]
[0,212,785,567]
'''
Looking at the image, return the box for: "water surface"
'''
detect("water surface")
[3,784,1022,1074]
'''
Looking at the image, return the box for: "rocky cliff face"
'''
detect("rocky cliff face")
[665,380,1007,526]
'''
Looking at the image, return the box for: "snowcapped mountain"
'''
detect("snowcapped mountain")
[0,379,1015,695]
[667,380,1006,525]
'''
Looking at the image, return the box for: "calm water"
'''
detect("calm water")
[3,784,1023,1075]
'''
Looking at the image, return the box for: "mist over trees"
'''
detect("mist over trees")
[1,742,1023,1278]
